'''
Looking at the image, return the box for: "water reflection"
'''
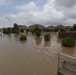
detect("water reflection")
[61,47,75,56]
[0,34,2,38]
[56,38,62,43]
[44,41,51,47]
[34,37,42,46]
[19,41,25,44]
[19,41,27,45]
[7,34,12,38]
[13,34,19,42]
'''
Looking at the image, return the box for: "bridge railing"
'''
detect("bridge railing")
[57,53,76,75]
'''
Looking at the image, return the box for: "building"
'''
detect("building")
[18,25,27,30]
[27,24,46,31]
[46,25,55,32]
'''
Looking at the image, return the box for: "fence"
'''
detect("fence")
[58,32,76,39]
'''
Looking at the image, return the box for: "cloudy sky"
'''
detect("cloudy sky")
[0,0,76,28]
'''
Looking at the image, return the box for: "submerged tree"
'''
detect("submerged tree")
[62,37,75,47]
[3,27,12,34]
[34,26,42,37]
[19,35,27,41]
[44,34,51,41]
[20,29,24,33]
[3,28,8,34]
[73,24,76,31]
[13,23,19,34]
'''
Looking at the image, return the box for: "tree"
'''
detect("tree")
[60,28,66,32]
[54,28,59,32]
[35,30,41,37]
[7,28,11,33]
[14,23,19,29]
[31,29,35,33]
[19,35,27,41]
[34,26,42,33]
[3,28,8,34]
[73,24,76,31]
[34,26,42,37]
[44,34,51,41]
[13,23,19,34]
[20,29,24,33]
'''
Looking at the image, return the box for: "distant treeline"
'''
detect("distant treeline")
[2,23,76,34]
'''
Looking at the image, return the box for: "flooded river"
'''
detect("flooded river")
[0,32,76,75]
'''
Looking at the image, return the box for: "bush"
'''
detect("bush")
[20,29,24,33]
[34,26,42,37]
[31,29,35,33]
[3,28,9,34]
[35,30,41,37]
[13,23,19,34]
[3,28,12,34]
[62,37,75,47]
[69,27,73,31]
[44,34,51,41]
[60,28,65,32]
[34,26,42,33]
[54,28,59,32]
[73,24,76,31]
[19,35,27,41]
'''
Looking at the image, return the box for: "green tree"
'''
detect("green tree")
[54,28,59,32]
[20,29,24,33]
[14,23,19,29]
[34,26,42,37]
[34,26,42,33]
[73,24,76,31]
[69,27,73,31]
[7,28,11,33]
[44,34,51,41]
[31,29,35,33]
[3,28,8,34]
[13,23,19,34]
[19,35,27,41]
[35,30,41,37]
[3,28,13,34]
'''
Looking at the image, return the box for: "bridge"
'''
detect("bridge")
[57,53,76,75]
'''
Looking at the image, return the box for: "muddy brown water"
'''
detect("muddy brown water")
[0,32,76,75]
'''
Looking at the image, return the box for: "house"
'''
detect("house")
[27,24,46,31]
[46,25,55,32]
[18,25,27,30]
[55,25,65,29]
[65,26,72,31]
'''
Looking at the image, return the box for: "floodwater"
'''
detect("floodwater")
[0,32,76,75]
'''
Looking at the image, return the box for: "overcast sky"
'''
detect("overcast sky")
[0,0,76,28]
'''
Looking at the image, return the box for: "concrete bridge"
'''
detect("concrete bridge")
[57,53,76,75]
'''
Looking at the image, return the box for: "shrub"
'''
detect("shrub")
[31,29,35,33]
[73,24,76,31]
[3,28,13,34]
[34,26,42,37]
[69,27,73,31]
[35,30,41,37]
[34,26,42,33]
[60,28,65,32]
[19,35,27,41]
[13,23,19,34]
[3,28,8,34]
[62,37,75,47]
[54,28,59,32]
[44,34,51,41]
[20,29,24,33]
